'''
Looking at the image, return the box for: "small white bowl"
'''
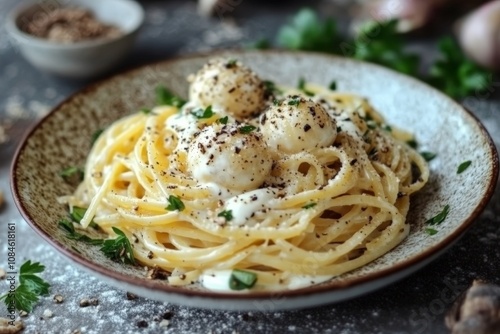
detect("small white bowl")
[5,0,144,79]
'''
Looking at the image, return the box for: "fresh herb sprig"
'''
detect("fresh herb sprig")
[166,195,185,211]
[0,260,50,313]
[58,219,103,245]
[191,105,215,119]
[100,227,136,265]
[156,86,187,108]
[239,125,256,134]
[229,269,258,290]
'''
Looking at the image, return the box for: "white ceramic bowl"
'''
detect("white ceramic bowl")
[5,0,144,79]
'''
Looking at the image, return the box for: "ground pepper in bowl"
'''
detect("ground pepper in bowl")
[21,7,122,43]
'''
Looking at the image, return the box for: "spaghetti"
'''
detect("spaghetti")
[61,59,429,291]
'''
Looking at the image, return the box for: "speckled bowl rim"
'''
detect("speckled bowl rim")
[11,50,500,306]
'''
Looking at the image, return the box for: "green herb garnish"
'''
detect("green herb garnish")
[60,166,84,183]
[229,269,258,290]
[425,228,438,236]
[140,108,152,114]
[246,38,270,50]
[239,125,256,134]
[263,80,282,96]
[191,105,215,119]
[58,219,103,245]
[406,139,418,149]
[421,152,437,162]
[70,206,98,229]
[156,85,187,108]
[303,203,317,209]
[288,98,301,106]
[227,59,238,67]
[0,260,50,313]
[426,205,450,225]
[457,160,472,174]
[166,195,185,211]
[217,116,229,125]
[428,37,491,99]
[91,129,104,147]
[329,81,337,90]
[278,8,342,54]
[297,77,315,96]
[100,227,135,265]
[218,210,233,222]
[354,19,420,76]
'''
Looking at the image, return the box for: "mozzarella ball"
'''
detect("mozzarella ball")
[260,96,337,154]
[187,124,272,192]
[188,58,266,119]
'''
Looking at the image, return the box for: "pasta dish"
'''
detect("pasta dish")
[61,58,429,291]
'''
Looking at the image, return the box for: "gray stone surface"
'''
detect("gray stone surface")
[0,1,499,333]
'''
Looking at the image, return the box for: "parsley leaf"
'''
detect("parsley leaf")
[229,269,258,290]
[217,116,229,125]
[140,108,152,114]
[91,129,104,147]
[329,81,337,90]
[239,125,256,134]
[100,227,135,265]
[156,86,187,108]
[425,228,438,236]
[421,152,437,162]
[406,139,418,149]
[457,160,472,174]
[0,260,50,313]
[278,8,342,54]
[298,77,315,96]
[191,105,215,119]
[288,98,301,106]
[166,195,185,211]
[60,166,84,183]
[263,80,282,96]
[426,205,450,225]
[353,20,420,76]
[303,203,317,209]
[70,206,99,229]
[428,37,492,99]
[58,219,103,245]
[218,210,233,221]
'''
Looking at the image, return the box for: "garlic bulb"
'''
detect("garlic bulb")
[457,0,500,70]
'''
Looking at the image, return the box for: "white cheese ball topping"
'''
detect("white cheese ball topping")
[187,124,272,192]
[259,96,337,154]
[188,58,266,119]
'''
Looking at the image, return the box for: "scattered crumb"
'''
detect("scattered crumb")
[0,317,24,333]
[159,320,170,328]
[42,309,53,319]
[0,268,5,279]
[53,295,64,304]
[136,320,148,328]
[126,292,137,300]
[79,298,99,307]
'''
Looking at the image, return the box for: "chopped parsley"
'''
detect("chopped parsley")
[303,202,317,209]
[297,77,315,96]
[140,108,152,114]
[288,98,301,106]
[426,205,450,225]
[406,139,418,149]
[246,38,271,50]
[100,227,135,265]
[329,81,337,90]
[382,124,392,132]
[217,116,229,125]
[0,260,50,313]
[457,160,472,174]
[58,219,103,245]
[191,105,215,119]
[156,85,187,108]
[263,80,282,96]
[229,269,258,290]
[166,195,185,211]
[226,59,238,67]
[218,210,233,222]
[425,228,438,236]
[421,152,437,162]
[91,128,104,147]
[70,206,99,229]
[60,166,84,183]
[239,125,256,134]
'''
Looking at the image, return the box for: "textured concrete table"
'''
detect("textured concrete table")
[1,1,499,333]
